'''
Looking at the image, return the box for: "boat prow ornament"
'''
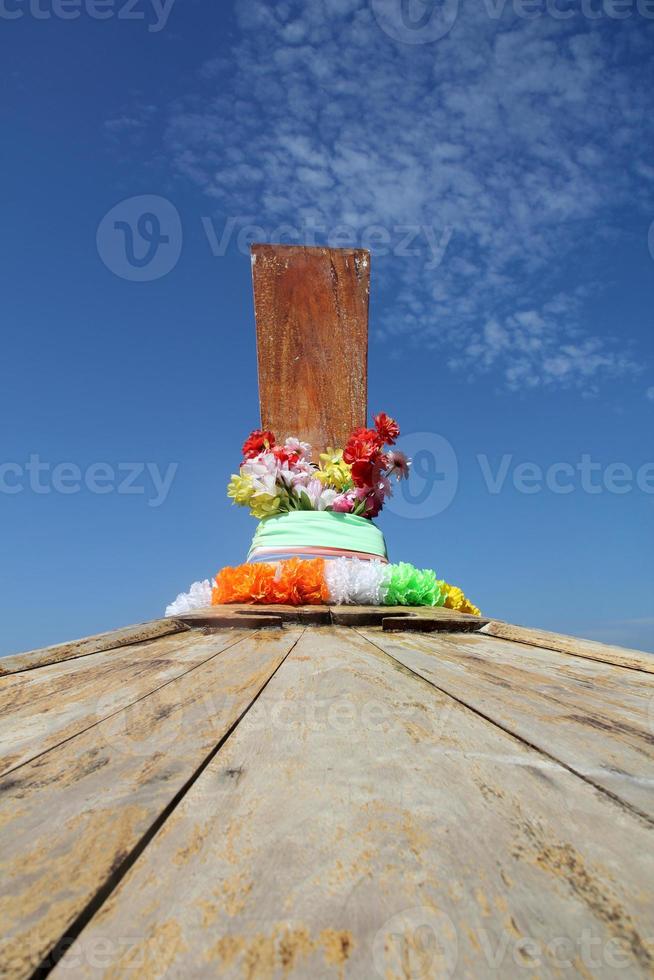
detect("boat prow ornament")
[166,244,479,620]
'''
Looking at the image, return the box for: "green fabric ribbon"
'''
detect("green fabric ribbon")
[248,511,388,560]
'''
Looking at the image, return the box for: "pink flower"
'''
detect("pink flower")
[332,490,356,513]
[386,450,411,480]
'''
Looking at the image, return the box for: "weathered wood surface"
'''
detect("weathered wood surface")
[181,603,488,632]
[0,629,255,777]
[484,620,654,674]
[361,628,654,822]
[0,628,302,980]
[0,618,187,676]
[49,627,654,978]
[251,244,369,455]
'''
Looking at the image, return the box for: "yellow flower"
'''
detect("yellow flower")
[317,447,352,490]
[249,492,282,520]
[227,473,255,506]
[440,582,481,616]
[442,584,465,610]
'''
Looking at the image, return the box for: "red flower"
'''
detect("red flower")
[373,412,400,445]
[272,445,299,466]
[350,460,375,488]
[242,429,275,460]
[343,427,383,464]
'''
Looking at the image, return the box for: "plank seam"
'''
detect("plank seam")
[31,627,306,980]
[1,630,258,780]
[0,621,191,677]
[483,628,654,676]
[356,629,654,830]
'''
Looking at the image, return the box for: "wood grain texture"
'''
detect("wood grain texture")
[0,628,303,980]
[53,627,654,979]
[483,620,654,674]
[251,243,369,455]
[361,628,654,822]
[0,630,255,777]
[181,603,486,632]
[0,618,187,676]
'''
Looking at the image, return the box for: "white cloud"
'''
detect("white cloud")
[148,0,653,392]
[646,387,654,402]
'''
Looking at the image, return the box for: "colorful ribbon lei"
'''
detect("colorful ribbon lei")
[166,558,480,617]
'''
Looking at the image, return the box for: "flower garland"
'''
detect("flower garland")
[165,559,480,617]
[227,413,410,520]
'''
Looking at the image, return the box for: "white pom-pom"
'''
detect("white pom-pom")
[165,579,213,617]
[324,558,389,605]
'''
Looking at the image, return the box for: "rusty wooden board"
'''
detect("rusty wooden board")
[483,620,654,674]
[361,628,654,822]
[0,628,303,979]
[49,627,654,979]
[0,618,187,676]
[251,244,369,455]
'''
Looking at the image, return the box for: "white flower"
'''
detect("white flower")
[165,579,212,616]
[284,437,312,460]
[387,450,411,480]
[324,558,389,604]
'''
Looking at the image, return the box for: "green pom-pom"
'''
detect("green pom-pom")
[383,562,446,607]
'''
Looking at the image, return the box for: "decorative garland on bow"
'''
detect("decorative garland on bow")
[166,558,480,617]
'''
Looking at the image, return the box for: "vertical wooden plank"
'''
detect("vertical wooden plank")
[251,243,369,455]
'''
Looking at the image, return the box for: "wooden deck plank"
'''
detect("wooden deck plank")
[180,603,487,632]
[52,627,654,979]
[0,630,255,777]
[0,619,187,677]
[483,621,654,674]
[0,628,303,980]
[360,629,654,822]
[251,243,369,455]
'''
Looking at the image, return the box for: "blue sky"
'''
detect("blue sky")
[1,0,653,655]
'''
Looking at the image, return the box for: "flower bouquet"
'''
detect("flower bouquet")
[227,413,410,520]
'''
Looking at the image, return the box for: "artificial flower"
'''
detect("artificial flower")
[165,579,213,616]
[249,491,284,520]
[384,563,445,607]
[316,448,352,490]
[284,437,312,460]
[228,418,410,520]
[343,427,384,465]
[331,490,357,513]
[386,450,411,480]
[374,412,400,445]
[227,473,255,505]
[242,429,276,459]
[184,559,480,612]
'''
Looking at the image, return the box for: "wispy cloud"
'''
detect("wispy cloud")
[153,0,653,392]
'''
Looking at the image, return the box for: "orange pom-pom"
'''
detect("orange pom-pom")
[212,559,328,606]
